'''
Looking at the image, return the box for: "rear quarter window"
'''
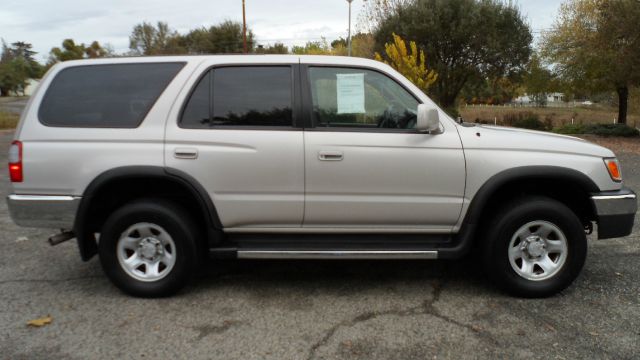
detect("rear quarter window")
[39,62,185,128]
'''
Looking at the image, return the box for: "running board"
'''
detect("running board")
[235,250,438,260]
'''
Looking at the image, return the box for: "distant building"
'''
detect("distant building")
[549,93,565,102]
[514,92,565,105]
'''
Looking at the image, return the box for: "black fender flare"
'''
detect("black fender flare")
[74,166,222,261]
[439,165,600,259]
[463,165,599,225]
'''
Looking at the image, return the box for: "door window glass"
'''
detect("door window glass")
[308,67,419,129]
[181,66,293,128]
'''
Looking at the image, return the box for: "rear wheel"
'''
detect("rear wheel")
[98,199,199,297]
[483,197,587,298]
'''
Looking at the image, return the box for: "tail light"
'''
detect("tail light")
[8,140,23,182]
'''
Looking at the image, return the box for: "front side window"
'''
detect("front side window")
[39,63,184,128]
[308,67,420,130]
[181,66,293,128]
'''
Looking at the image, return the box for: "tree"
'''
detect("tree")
[129,21,185,55]
[331,38,347,50]
[543,0,640,124]
[48,39,87,62]
[6,41,42,78]
[85,41,112,58]
[256,43,288,54]
[331,33,376,59]
[350,33,376,59]
[291,38,331,55]
[460,74,523,105]
[0,41,43,96]
[47,39,111,67]
[0,60,30,96]
[523,54,555,106]
[375,0,532,109]
[9,42,37,64]
[183,21,254,54]
[358,0,413,32]
[375,33,437,93]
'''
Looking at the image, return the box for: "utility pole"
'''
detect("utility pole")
[347,0,353,56]
[242,0,247,54]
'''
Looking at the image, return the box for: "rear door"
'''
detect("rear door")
[165,59,304,229]
[301,64,466,231]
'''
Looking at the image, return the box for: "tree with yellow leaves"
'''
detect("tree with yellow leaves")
[374,33,437,93]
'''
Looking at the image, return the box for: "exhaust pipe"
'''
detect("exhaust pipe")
[48,231,75,246]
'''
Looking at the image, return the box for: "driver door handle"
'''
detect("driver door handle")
[318,151,343,161]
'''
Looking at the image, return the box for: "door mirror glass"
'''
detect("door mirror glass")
[416,104,441,133]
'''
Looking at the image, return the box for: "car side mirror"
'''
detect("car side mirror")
[416,104,441,134]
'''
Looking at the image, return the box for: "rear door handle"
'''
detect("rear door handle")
[318,151,343,161]
[174,148,198,159]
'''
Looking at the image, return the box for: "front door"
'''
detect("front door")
[302,65,465,232]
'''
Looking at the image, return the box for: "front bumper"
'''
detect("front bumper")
[591,188,637,239]
[7,194,81,229]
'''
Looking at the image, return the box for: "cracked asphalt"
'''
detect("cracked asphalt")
[1,130,639,359]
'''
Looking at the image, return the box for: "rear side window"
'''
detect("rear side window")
[181,66,293,128]
[39,63,184,128]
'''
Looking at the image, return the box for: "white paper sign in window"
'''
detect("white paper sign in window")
[336,73,365,114]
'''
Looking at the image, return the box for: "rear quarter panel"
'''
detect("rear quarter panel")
[10,58,202,196]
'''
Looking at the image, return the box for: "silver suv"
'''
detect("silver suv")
[7,55,637,298]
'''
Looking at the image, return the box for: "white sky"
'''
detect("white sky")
[0,0,562,62]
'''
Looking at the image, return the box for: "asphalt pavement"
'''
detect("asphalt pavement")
[0,130,638,359]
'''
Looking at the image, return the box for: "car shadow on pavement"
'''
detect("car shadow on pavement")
[192,258,495,296]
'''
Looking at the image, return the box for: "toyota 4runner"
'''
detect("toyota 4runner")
[7,55,637,297]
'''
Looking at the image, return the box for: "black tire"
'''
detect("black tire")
[483,196,587,298]
[98,199,200,297]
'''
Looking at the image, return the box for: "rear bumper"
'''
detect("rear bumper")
[591,188,637,239]
[7,194,80,229]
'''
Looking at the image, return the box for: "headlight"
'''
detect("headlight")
[604,158,622,182]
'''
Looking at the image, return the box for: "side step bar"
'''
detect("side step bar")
[235,250,438,260]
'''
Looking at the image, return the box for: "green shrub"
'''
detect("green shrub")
[512,117,548,130]
[588,123,640,137]
[503,111,549,130]
[553,123,586,134]
[553,123,639,137]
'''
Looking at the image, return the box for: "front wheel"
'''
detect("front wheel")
[98,199,200,297]
[483,197,587,298]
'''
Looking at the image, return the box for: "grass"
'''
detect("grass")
[459,105,640,128]
[0,111,19,129]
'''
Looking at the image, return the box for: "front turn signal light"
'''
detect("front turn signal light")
[604,158,622,182]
